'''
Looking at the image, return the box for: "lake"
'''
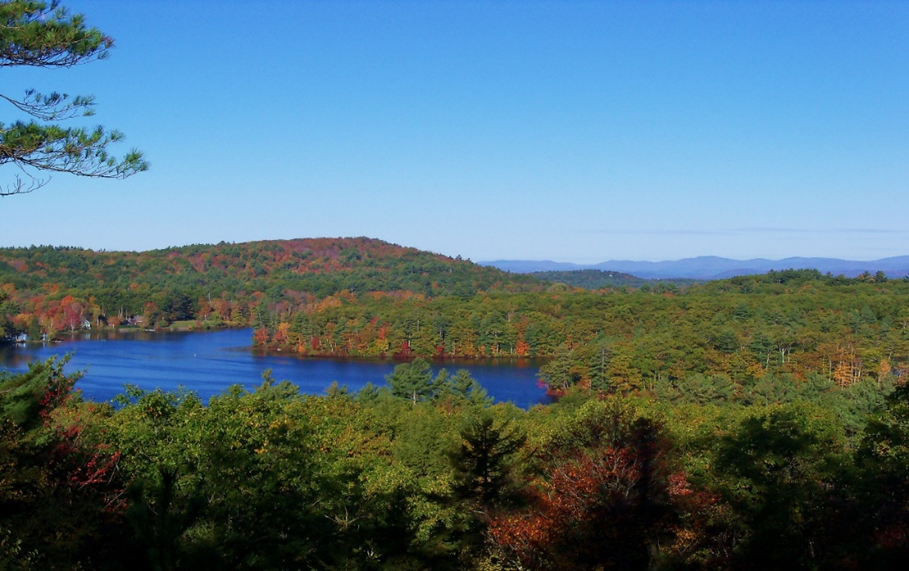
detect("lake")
[0,328,552,408]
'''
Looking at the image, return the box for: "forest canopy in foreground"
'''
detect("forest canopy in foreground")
[2,354,909,570]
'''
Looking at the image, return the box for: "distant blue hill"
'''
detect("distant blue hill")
[480,256,909,280]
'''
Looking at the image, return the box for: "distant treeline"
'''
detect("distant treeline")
[529,268,701,291]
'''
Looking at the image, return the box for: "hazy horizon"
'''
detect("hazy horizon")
[3,236,907,266]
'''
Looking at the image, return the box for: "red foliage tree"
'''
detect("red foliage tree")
[488,413,726,569]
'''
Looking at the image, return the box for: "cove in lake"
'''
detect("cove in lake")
[0,328,552,409]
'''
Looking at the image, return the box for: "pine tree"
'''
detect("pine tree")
[1,1,147,196]
[385,357,435,404]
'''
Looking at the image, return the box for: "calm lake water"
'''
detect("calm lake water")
[0,328,552,408]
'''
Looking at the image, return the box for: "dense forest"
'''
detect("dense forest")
[3,352,909,570]
[252,270,909,401]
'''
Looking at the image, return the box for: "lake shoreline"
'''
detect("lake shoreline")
[21,326,553,367]
[0,328,552,408]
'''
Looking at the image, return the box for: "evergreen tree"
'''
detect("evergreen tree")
[1,0,147,196]
[385,357,436,404]
[449,410,525,510]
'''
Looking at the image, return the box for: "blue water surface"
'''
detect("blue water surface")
[0,328,551,408]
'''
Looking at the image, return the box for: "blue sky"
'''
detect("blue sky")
[1,0,907,263]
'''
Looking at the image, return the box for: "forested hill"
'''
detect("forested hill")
[0,238,539,295]
[0,238,543,335]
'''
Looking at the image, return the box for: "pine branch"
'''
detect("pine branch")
[0,1,112,68]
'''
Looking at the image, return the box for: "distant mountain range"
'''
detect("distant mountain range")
[480,256,909,280]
